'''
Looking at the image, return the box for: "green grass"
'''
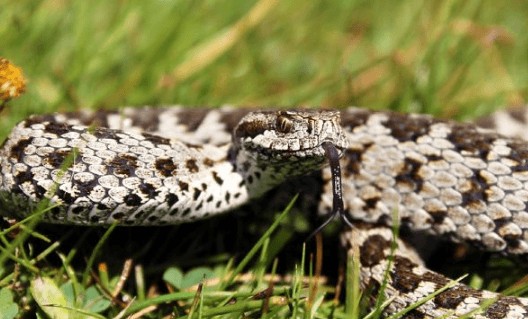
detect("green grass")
[1,0,528,318]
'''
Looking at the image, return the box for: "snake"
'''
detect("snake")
[2,106,528,318]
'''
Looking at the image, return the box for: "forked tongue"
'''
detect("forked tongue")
[306,142,354,241]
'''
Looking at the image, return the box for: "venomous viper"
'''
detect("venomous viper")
[2,106,528,318]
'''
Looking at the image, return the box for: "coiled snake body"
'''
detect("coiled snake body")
[2,106,528,318]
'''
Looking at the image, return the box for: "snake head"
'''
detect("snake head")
[233,110,349,165]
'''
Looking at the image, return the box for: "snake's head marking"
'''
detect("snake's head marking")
[233,110,349,164]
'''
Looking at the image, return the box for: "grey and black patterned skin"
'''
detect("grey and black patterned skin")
[0,108,347,225]
[316,108,528,256]
[343,226,528,319]
[3,106,528,317]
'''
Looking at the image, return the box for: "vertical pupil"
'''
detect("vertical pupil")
[277,116,291,133]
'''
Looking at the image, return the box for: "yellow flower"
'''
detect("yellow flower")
[0,58,26,102]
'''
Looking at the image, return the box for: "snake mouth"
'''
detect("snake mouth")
[242,140,347,164]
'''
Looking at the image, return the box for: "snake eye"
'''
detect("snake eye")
[276,114,293,133]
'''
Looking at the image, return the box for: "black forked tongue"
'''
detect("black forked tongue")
[306,142,354,241]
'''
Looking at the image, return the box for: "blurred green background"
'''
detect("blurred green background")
[1,0,527,139]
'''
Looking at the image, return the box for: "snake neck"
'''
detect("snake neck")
[232,147,328,199]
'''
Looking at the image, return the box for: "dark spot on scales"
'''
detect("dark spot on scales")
[421,270,450,286]
[109,154,138,176]
[13,169,33,184]
[193,188,201,200]
[376,214,392,226]
[203,158,214,167]
[186,159,199,173]
[72,206,85,215]
[460,171,488,206]
[166,193,179,206]
[181,208,191,217]
[13,169,34,195]
[93,127,120,140]
[56,189,75,204]
[124,193,142,206]
[34,184,47,198]
[139,183,159,198]
[429,210,448,224]
[133,209,148,219]
[45,149,78,168]
[434,285,481,310]
[425,154,443,162]
[391,256,422,293]
[147,216,159,223]
[75,178,98,196]
[359,234,389,267]
[504,238,522,251]
[484,298,523,319]
[241,161,251,172]
[23,115,57,127]
[155,158,177,177]
[112,212,126,220]
[143,132,170,145]
[394,256,450,298]
[384,112,435,142]
[9,138,31,162]
[395,157,424,192]
[43,121,70,135]
[363,197,380,210]
[212,171,223,185]
[505,140,528,172]
[447,123,495,158]
[343,149,363,176]
[178,181,189,192]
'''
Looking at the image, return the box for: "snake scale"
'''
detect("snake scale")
[2,106,528,318]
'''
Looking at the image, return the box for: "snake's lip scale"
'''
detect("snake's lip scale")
[240,145,345,161]
[3,105,528,317]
